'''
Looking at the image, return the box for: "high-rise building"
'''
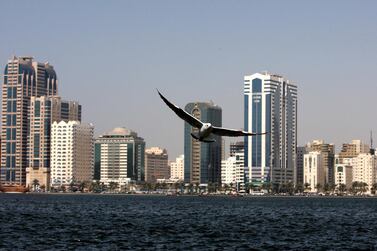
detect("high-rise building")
[145,147,169,182]
[184,102,222,184]
[95,127,145,185]
[50,121,94,186]
[1,56,57,186]
[296,146,308,185]
[307,140,335,185]
[169,154,184,181]
[244,72,297,185]
[26,96,81,189]
[303,151,325,192]
[352,153,377,192]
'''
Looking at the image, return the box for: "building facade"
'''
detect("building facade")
[145,147,169,183]
[230,141,244,157]
[244,72,297,185]
[307,140,335,185]
[184,102,222,184]
[334,164,353,189]
[169,155,184,181]
[26,96,81,189]
[303,151,325,192]
[296,146,308,185]
[1,56,57,186]
[352,153,377,191]
[95,127,145,185]
[338,140,369,163]
[221,152,244,186]
[50,121,94,186]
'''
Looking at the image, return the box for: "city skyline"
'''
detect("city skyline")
[1,1,377,159]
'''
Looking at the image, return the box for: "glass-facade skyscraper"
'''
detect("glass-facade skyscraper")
[184,102,222,184]
[244,72,297,185]
[1,56,57,186]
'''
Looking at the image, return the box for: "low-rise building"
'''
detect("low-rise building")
[169,155,184,181]
[145,147,169,183]
[221,152,244,185]
[334,164,353,189]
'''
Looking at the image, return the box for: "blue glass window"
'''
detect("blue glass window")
[12,128,16,140]
[6,170,10,181]
[34,134,40,158]
[252,78,262,93]
[6,128,11,140]
[7,87,12,98]
[6,115,11,126]
[6,156,10,167]
[35,101,40,117]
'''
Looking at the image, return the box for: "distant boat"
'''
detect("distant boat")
[0,185,29,193]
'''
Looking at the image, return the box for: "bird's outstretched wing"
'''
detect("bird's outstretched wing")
[157,90,203,128]
[212,126,268,137]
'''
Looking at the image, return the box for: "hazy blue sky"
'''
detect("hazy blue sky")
[1,0,377,158]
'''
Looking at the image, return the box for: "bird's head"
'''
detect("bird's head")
[203,123,212,129]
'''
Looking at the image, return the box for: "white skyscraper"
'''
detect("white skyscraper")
[244,72,297,185]
[303,151,325,192]
[51,121,94,186]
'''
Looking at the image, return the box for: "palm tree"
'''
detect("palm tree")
[214,183,220,193]
[188,183,194,194]
[361,182,368,194]
[338,183,347,194]
[315,183,322,193]
[195,182,200,194]
[40,184,46,192]
[109,182,118,193]
[79,182,86,192]
[323,183,330,194]
[32,179,39,191]
[286,182,295,195]
[304,182,311,192]
[372,183,377,195]
[295,183,304,193]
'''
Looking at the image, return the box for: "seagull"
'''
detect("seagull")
[157,90,268,143]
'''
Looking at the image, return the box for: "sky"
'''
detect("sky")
[1,0,377,159]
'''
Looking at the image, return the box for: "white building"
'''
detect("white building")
[334,164,353,189]
[244,72,297,185]
[221,152,244,185]
[303,151,325,192]
[352,153,377,191]
[169,155,184,181]
[51,121,94,186]
[95,127,145,185]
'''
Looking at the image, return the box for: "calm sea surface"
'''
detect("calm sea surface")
[0,194,377,250]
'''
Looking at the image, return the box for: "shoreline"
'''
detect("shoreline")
[1,192,377,198]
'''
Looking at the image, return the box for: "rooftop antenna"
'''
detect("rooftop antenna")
[370,130,375,155]
[371,130,373,149]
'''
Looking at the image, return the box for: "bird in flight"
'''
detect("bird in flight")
[157,90,268,143]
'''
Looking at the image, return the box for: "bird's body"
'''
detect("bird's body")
[157,90,268,142]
